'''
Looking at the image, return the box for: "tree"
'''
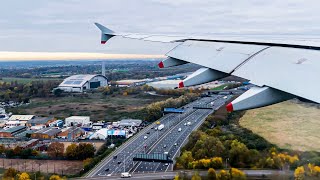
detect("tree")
[49,175,63,180]
[230,168,246,180]
[0,144,5,154]
[18,172,31,180]
[76,143,95,160]
[83,158,93,168]
[208,168,217,180]
[218,170,231,180]
[177,151,194,169]
[191,171,201,180]
[307,163,320,177]
[3,168,18,179]
[229,140,250,168]
[53,88,63,97]
[65,143,78,160]
[13,146,22,156]
[20,149,33,158]
[174,173,180,180]
[294,166,305,180]
[5,149,15,158]
[47,142,64,158]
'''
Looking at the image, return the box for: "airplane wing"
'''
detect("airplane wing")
[95,23,320,111]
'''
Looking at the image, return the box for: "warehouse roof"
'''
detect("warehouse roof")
[65,116,90,120]
[58,74,106,87]
[27,117,54,124]
[119,119,142,127]
[34,128,61,136]
[9,115,35,121]
[0,126,26,133]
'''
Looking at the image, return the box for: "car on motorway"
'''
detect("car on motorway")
[187,122,191,126]
[184,123,187,126]
[118,161,122,164]
[105,168,109,171]
[165,163,169,166]
[113,155,117,159]
[163,145,167,148]
[146,131,150,134]
[178,128,182,132]
[121,172,132,178]
[144,136,148,139]
[174,143,178,146]
[107,174,112,177]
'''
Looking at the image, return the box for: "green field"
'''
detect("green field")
[0,77,62,84]
[211,84,229,90]
[240,101,320,152]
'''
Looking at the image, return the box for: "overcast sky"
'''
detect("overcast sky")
[0,0,319,54]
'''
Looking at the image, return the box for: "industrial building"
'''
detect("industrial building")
[89,129,126,140]
[119,119,142,127]
[0,126,27,138]
[57,127,84,140]
[8,115,35,126]
[57,74,108,93]
[31,128,61,139]
[65,116,91,126]
[26,117,56,128]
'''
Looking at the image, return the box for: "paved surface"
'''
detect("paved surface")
[80,170,291,180]
[85,95,232,178]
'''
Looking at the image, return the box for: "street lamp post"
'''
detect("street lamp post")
[225,158,229,169]
[123,153,126,173]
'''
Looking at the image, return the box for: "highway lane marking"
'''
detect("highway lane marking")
[87,114,176,177]
[138,111,201,172]
[87,96,226,177]
[166,97,229,172]
[130,110,197,173]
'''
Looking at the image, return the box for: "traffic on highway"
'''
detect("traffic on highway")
[85,94,233,178]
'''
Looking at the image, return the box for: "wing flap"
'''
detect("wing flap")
[233,47,320,103]
[166,40,269,73]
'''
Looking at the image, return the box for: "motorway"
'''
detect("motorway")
[80,170,291,180]
[85,95,232,178]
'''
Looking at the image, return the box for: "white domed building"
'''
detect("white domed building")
[57,74,108,93]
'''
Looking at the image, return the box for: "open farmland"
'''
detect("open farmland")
[8,93,168,122]
[0,77,62,84]
[240,100,320,152]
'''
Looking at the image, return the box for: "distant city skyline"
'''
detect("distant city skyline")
[0,0,319,55]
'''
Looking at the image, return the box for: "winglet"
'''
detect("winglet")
[94,23,115,35]
[94,23,116,44]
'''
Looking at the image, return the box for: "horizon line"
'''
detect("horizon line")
[0,51,165,61]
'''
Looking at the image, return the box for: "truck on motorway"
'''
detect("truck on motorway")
[158,124,164,131]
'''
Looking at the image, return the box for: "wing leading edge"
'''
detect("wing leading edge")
[95,23,320,111]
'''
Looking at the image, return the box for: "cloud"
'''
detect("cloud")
[0,0,319,53]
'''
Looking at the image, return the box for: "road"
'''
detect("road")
[80,170,292,180]
[132,96,229,173]
[85,95,231,178]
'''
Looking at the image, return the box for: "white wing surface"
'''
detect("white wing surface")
[95,23,320,111]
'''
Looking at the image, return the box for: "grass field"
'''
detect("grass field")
[0,77,62,84]
[211,84,229,90]
[240,100,320,152]
[9,93,168,122]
